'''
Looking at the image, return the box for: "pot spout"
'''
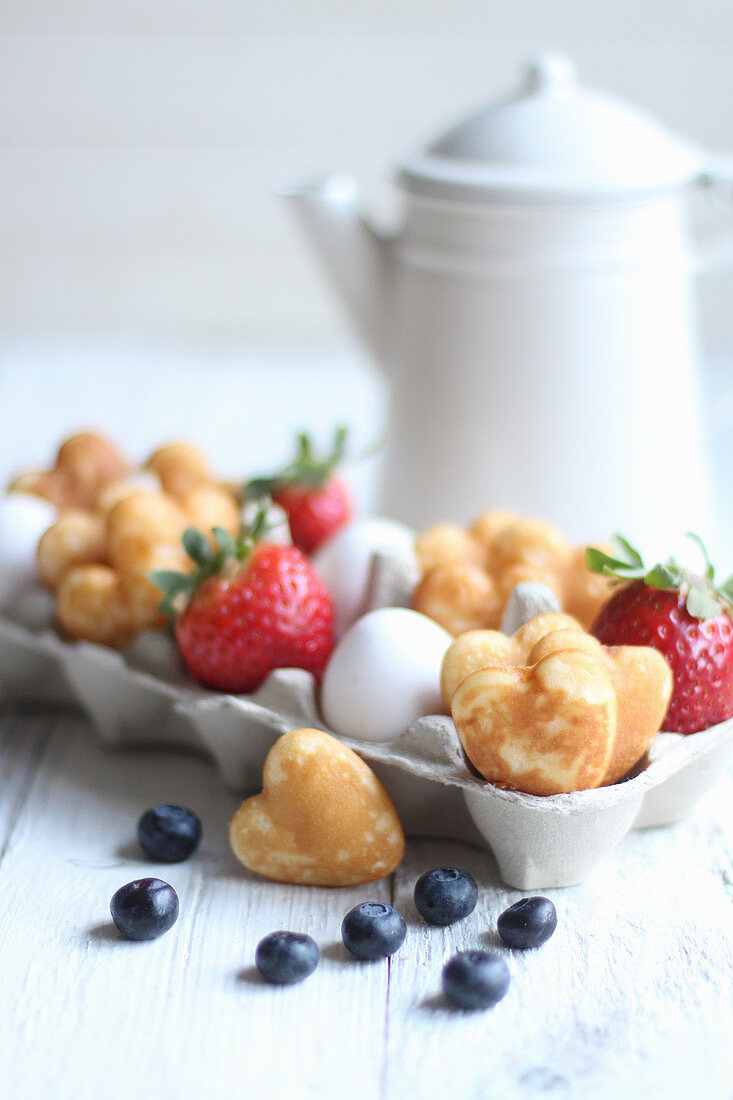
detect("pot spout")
[277,174,392,364]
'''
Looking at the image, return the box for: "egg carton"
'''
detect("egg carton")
[1,595,731,891]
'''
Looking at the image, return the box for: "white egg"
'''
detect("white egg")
[312,517,417,637]
[0,494,56,610]
[320,607,453,742]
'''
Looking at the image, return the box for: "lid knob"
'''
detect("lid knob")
[522,54,577,95]
[397,53,702,204]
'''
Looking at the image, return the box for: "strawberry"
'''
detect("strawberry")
[151,512,335,693]
[587,534,733,734]
[246,427,352,554]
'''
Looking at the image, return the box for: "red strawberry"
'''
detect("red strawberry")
[246,427,352,554]
[273,475,351,556]
[151,516,334,693]
[587,534,733,734]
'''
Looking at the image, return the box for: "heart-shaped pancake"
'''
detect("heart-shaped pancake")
[440,629,517,708]
[440,612,582,707]
[598,646,672,783]
[527,629,673,784]
[526,627,602,664]
[452,649,617,795]
[512,612,584,655]
[229,728,405,886]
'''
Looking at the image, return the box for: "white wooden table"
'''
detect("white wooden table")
[1,703,732,1100]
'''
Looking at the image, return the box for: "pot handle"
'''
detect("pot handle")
[695,156,733,272]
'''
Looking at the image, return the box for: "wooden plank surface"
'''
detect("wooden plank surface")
[1,705,732,1099]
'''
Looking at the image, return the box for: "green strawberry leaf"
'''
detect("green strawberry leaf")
[331,424,348,464]
[148,568,196,621]
[182,527,214,567]
[245,475,287,499]
[249,502,271,542]
[610,534,644,568]
[295,431,313,465]
[148,569,192,597]
[585,547,646,578]
[644,563,679,589]
[212,526,237,559]
[685,581,724,620]
[585,548,626,572]
[235,536,255,562]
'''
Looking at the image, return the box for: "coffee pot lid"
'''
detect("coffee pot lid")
[398,55,704,205]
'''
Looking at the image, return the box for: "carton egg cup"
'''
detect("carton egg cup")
[0,575,731,890]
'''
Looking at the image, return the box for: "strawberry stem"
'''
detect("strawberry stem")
[149,500,276,621]
[244,425,349,499]
[586,532,732,622]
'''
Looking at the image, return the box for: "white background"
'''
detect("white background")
[1,1,732,544]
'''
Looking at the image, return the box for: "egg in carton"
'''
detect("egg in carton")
[0,509,731,890]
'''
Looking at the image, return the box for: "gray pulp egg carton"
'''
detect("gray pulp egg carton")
[0,588,731,890]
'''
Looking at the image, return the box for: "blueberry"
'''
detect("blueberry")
[413,866,478,926]
[255,931,320,985]
[341,902,407,961]
[110,878,179,941]
[137,804,202,863]
[497,896,557,949]
[442,950,510,1010]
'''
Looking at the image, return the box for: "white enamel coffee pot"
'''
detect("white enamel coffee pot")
[281,55,731,549]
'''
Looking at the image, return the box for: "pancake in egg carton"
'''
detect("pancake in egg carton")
[0,550,731,890]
